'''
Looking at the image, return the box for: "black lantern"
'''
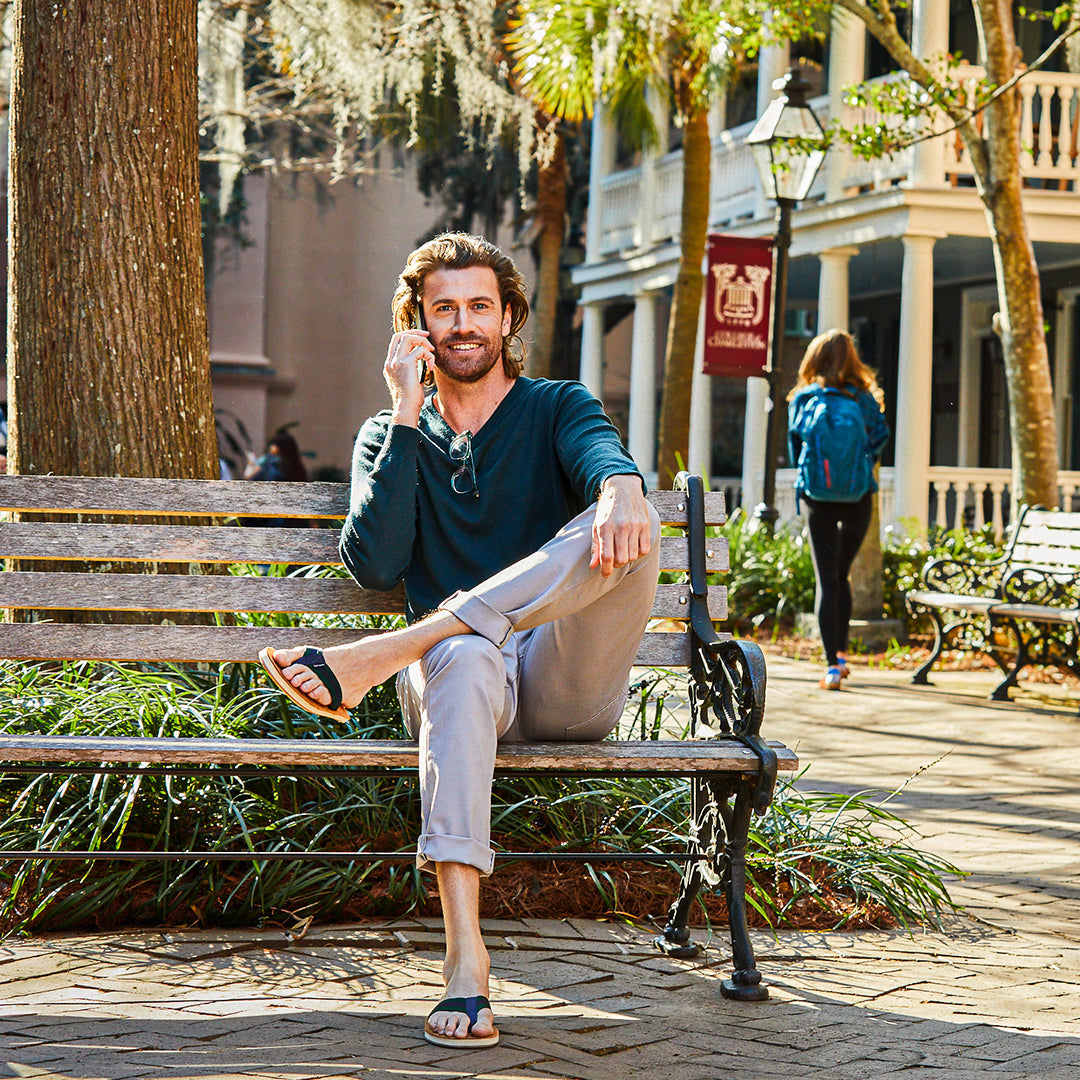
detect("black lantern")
[746,68,827,528]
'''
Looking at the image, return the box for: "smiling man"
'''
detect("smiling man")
[259,233,659,1049]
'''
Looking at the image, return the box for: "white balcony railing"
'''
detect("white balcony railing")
[770,466,1080,540]
[597,68,1080,256]
[949,65,1080,186]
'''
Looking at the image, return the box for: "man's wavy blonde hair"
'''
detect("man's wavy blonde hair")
[391,232,530,379]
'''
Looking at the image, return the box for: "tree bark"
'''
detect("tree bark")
[656,107,710,487]
[832,0,1058,511]
[528,129,567,381]
[7,0,217,481]
[975,0,1058,510]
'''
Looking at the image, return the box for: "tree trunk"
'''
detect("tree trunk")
[528,130,567,381]
[656,108,710,487]
[7,0,217,481]
[975,3,1058,510]
[834,0,1060,513]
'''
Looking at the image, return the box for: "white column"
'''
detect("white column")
[579,302,605,399]
[741,376,770,513]
[628,291,658,472]
[893,234,940,529]
[817,245,859,334]
[755,39,791,219]
[910,0,950,186]
[826,9,865,203]
[1054,291,1078,470]
[687,298,712,480]
[636,91,669,250]
[585,101,616,263]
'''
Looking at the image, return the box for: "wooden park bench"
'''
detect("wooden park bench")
[908,506,1080,701]
[0,470,797,1001]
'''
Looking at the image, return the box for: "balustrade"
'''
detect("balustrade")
[596,69,1080,256]
[767,466,1080,541]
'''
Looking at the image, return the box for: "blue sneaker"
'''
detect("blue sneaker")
[820,667,843,690]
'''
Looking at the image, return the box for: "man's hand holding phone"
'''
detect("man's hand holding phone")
[385,321,434,428]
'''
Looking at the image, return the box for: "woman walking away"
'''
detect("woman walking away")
[787,330,890,690]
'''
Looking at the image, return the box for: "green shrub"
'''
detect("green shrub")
[0,659,960,935]
[716,508,1007,637]
[720,508,816,624]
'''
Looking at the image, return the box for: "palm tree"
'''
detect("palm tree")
[234,0,576,377]
[508,0,735,485]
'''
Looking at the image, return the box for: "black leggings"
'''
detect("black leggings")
[803,492,874,666]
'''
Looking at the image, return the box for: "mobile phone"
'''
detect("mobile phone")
[413,294,429,383]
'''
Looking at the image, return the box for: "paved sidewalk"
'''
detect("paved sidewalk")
[1,657,1079,1079]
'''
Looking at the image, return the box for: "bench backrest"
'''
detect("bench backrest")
[0,476,728,669]
[1009,507,1080,573]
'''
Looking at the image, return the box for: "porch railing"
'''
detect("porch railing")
[597,68,1080,257]
[770,466,1080,540]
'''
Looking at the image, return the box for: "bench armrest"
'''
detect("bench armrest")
[920,555,1008,597]
[674,472,775,814]
[1000,565,1079,607]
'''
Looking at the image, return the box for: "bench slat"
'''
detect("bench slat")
[0,477,726,527]
[0,524,728,574]
[0,624,696,666]
[1017,510,1080,531]
[0,572,726,621]
[0,734,797,772]
[1010,543,1080,569]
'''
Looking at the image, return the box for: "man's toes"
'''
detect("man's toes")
[271,646,304,668]
[470,1011,494,1037]
[286,667,330,705]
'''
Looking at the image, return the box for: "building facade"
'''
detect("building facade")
[572,1,1080,534]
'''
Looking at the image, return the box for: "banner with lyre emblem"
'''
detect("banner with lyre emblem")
[703,234,774,377]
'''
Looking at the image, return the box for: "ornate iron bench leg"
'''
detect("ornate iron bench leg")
[718,779,768,1001]
[655,775,769,1000]
[911,605,945,685]
[656,776,715,960]
[990,616,1025,701]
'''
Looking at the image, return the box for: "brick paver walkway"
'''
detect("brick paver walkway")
[1,657,1078,1079]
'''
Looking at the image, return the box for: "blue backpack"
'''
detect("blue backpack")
[791,387,874,502]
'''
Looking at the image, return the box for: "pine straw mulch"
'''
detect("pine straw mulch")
[4,850,897,936]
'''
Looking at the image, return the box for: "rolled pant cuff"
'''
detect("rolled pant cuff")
[416,833,496,877]
[439,590,513,647]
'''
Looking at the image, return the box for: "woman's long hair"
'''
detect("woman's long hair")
[787,328,885,409]
[267,432,308,482]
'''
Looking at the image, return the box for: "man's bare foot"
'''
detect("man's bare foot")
[268,610,471,711]
[267,642,386,710]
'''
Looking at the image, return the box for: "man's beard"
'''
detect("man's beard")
[433,334,503,384]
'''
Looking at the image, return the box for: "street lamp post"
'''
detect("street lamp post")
[745,68,826,529]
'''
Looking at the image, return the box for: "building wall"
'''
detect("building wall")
[209,163,537,479]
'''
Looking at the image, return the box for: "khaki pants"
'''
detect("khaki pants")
[397,502,662,874]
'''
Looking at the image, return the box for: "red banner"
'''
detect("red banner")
[703,234,774,378]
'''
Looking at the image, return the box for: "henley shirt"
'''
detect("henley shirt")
[339,376,644,623]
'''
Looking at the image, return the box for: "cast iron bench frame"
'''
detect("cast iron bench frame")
[985,509,1080,702]
[907,506,1080,701]
[0,470,797,1000]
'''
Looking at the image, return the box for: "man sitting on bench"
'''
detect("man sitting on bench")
[260,232,659,1049]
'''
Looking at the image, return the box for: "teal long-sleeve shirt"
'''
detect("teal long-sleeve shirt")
[338,377,644,623]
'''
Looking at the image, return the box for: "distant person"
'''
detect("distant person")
[787,329,890,691]
[244,432,309,484]
[242,432,309,531]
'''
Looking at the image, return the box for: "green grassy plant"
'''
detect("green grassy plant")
[0,657,961,936]
[716,508,816,625]
[714,508,1007,638]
